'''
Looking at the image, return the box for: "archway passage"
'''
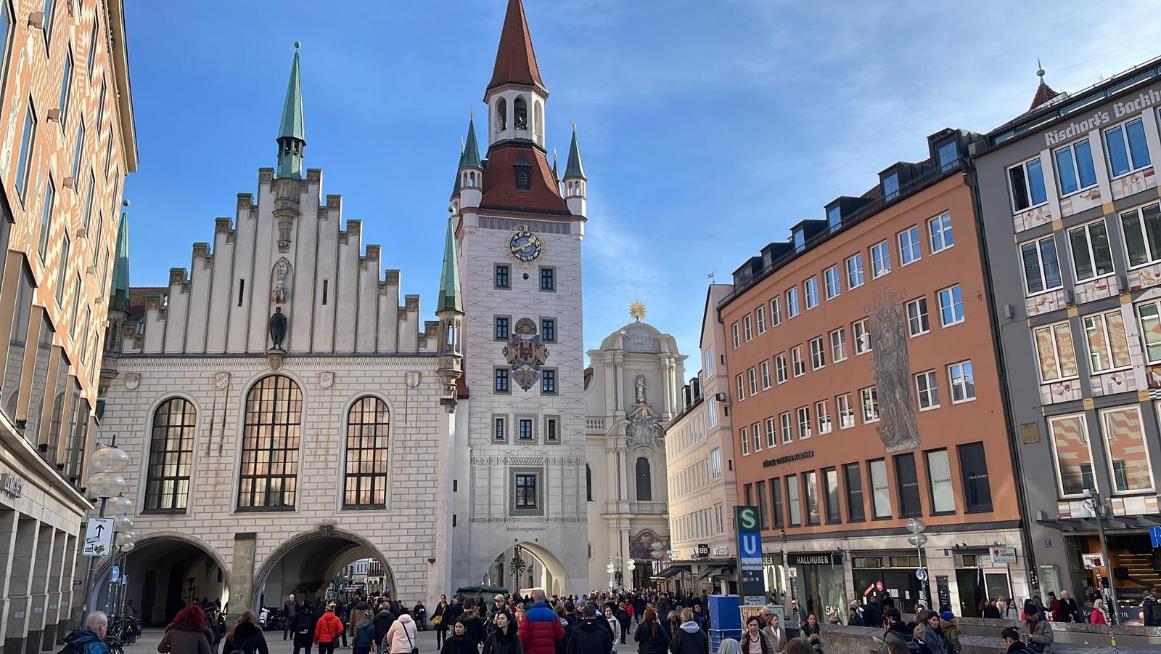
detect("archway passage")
[482,543,568,597]
[253,530,397,612]
[101,536,228,627]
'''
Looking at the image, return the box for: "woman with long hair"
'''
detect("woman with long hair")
[481,612,523,654]
[1088,599,1108,625]
[158,605,212,654]
[223,611,270,654]
[634,608,670,654]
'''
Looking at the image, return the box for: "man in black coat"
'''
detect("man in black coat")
[373,606,395,654]
[565,605,613,654]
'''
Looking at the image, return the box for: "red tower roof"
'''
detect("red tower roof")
[1029,80,1060,111]
[487,0,547,95]
[480,144,570,215]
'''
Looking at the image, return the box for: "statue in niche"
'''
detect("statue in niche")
[271,258,292,304]
[634,374,647,405]
[269,307,287,350]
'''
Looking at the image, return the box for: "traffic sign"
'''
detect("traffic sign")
[82,518,114,557]
[915,568,928,581]
[1150,526,1161,548]
[110,565,120,582]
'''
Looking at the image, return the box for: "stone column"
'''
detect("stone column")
[229,533,257,612]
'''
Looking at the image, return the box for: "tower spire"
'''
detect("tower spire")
[109,203,131,314]
[277,42,306,179]
[437,216,463,314]
[564,125,586,181]
[1029,57,1059,111]
[462,115,481,168]
[487,0,546,95]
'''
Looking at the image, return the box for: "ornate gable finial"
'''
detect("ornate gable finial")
[629,300,646,322]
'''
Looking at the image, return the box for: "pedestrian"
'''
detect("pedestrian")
[1088,600,1107,625]
[316,603,346,654]
[669,608,707,654]
[762,614,786,654]
[414,603,427,632]
[566,604,614,654]
[615,604,631,645]
[1143,585,1160,626]
[224,611,270,654]
[1021,604,1053,654]
[981,600,1000,620]
[1045,593,1060,621]
[434,596,450,649]
[337,602,351,649]
[917,612,949,654]
[374,604,396,654]
[999,627,1035,654]
[877,608,911,654]
[484,613,524,654]
[799,616,821,654]
[740,617,770,654]
[782,641,813,654]
[844,605,862,627]
[937,611,960,654]
[353,610,376,654]
[444,599,464,637]
[63,612,111,654]
[911,625,932,654]
[665,612,679,642]
[634,608,670,654]
[460,599,488,649]
[385,613,418,654]
[521,590,565,654]
[158,605,213,654]
[292,603,318,654]
[996,600,1018,621]
[441,621,478,654]
[716,638,739,654]
[1057,592,1077,623]
[285,595,299,641]
[602,607,619,645]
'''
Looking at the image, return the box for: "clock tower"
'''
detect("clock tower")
[448,0,589,595]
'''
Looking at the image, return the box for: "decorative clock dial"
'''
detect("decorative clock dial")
[509,230,543,262]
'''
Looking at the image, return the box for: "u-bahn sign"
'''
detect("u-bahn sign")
[735,506,765,601]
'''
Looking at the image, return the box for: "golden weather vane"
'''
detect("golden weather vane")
[629,301,646,322]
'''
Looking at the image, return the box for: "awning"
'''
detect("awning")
[1036,515,1161,532]
[698,566,732,581]
[652,564,691,579]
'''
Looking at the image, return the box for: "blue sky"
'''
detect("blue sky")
[124,0,1161,372]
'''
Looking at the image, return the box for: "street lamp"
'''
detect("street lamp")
[606,558,615,590]
[626,558,636,590]
[1083,488,1119,624]
[906,518,930,611]
[83,440,131,620]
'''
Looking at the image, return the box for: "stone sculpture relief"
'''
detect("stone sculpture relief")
[271,258,292,304]
[868,290,921,452]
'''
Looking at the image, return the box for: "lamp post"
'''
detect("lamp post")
[906,518,930,611]
[626,558,636,590]
[82,440,131,621]
[606,558,615,590]
[1084,488,1119,624]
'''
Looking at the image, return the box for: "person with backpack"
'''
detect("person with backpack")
[353,610,376,654]
[315,604,345,654]
[669,609,707,654]
[566,604,614,654]
[158,605,213,654]
[385,613,418,654]
[223,611,269,654]
[63,612,111,654]
[291,603,318,654]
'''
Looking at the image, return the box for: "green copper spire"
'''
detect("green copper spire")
[564,125,586,180]
[437,216,463,314]
[276,43,306,179]
[109,207,131,314]
[462,115,481,168]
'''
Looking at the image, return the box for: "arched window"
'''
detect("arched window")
[636,456,653,501]
[514,96,528,130]
[496,98,507,131]
[238,375,302,510]
[144,397,197,513]
[586,464,593,502]
[534,101,543,142]
[344,396,391,508]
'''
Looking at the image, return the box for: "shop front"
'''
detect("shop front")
[952,549,1014,617]
[852,551,926,614]
[787,552,846,622]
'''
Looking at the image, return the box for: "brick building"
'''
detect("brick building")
[0,1,134,651]
[720,130,1027,619]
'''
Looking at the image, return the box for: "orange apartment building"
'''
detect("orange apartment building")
[719,130,1024,620]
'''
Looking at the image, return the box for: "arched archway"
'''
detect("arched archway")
[95,533,228,627]
[482,542,569,597]
[252,527,397,611]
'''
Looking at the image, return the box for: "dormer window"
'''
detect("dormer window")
[793,228,805,253]
[937,140,959,171]
[514,96,528,130]
[515,154,531,190]
[826,206,841,232]
[883,173,900,201]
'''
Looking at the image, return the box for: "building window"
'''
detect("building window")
[775,354,787,384]
[804,471,820,525]
[82,170,95,228]
[1020,235,1062,295]
[143,398,196,513]
[495,264,510,288]
[925,449,955,514]
[736,373,745,401]
[1055,138,1098,195]
[746,367,757,395]
[710,448,722,479]
[853,319,871,355]
[3,266,34,422]
[586,464,593,501]
[703,346,715,379]
[752,422,762,452]
[870,240,891,278]
[1009,155,1048,211]
[541,368,557,394]
[957,442,993,512]
[869,459,892,519]
[1136,301,1161,363]
[96,77,106,130]
[948,360,975,403]
[816,400,831,435]
[844,463,865,521]
[1068,220,1114,282]
[824,468,841,524]
[15,99,35,203]
[797,405,811,439]
[860,386,879,423]
[71,120,84,179]
[58,46,73,125]
[770,478,784,528]
[739,427,749,456]
[343,396,391,509]
[732,322,740,349]
[518,418,534,441]
[830,327,846,362]
[804,277,819,309]
[755,480,769,529]
[780,412,793,444]
[539,266,555,291]
[895,453,922,518]
[756,306,767,334]
[846,253,865,289]
[104,127,112,177]
[1084,310,1131,373]
[1033,321,1078,382]
[915,370,940,410]
[55,233,69,303]
[1100,406,1154,493]
[883,172,900,200]
[494,416,507,442]
[1119,202,1161,268]
[937,285,964,326]
[898,226,921,266]
[86,12,98,75]
[770,297,782,326]
[540,318,555,342]
[37,177,55,260]
[514,473,538,510]
[494,316,510,340]
[809,336,825,370]
[494,367,510,393]
[743,314,753,341]
[786,474,801,526]
[760,360,771,390]
[824,265,841,300]
[906,297,929,337]
[238,375,302,510]
[1104,117,1151,178]
[1048,414,1095,497]
[836,394,854,429]
[635,457,653,501]
[791,345,805,377]
[765,417,777,448]
[928,212,954,253]
[786,288,800,318]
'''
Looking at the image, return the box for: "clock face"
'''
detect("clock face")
[509,230,543,262]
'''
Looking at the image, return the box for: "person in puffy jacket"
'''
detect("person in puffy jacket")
[566,605,613,654]
[386,613,418,654]
[353,611,376,654]
[64,612,111,654]
[224,612,270,654]
[669,609,707,654]
[315,604,345,654]
[634,608,670,654]
[158,605,213,654]
[521,591,565,654]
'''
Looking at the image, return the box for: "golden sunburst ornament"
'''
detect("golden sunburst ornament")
[629,300,646,322]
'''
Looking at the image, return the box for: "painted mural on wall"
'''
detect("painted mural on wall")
[630,529,667,561]
[868,291,921,452]
[502,318,549,391]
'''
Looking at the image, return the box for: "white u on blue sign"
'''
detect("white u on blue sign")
[1150,526,1161,548]
[740,533,761,557]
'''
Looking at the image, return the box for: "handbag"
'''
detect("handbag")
[405,626,419,654]
[433,616,442,626]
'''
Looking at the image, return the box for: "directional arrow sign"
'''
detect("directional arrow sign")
[82,518,114,557]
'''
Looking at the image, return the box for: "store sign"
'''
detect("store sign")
[0,473,22,498]
[1082,553,1105,569]
[713,546,729,556]
[787,552,842,566]
[989,547,1017,564]
[762,450,815,469]
[1043,87,1161,147]
[735,505,765,600]
[697,544,710,558]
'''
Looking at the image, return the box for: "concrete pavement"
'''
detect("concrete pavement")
[123,626,445,654]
